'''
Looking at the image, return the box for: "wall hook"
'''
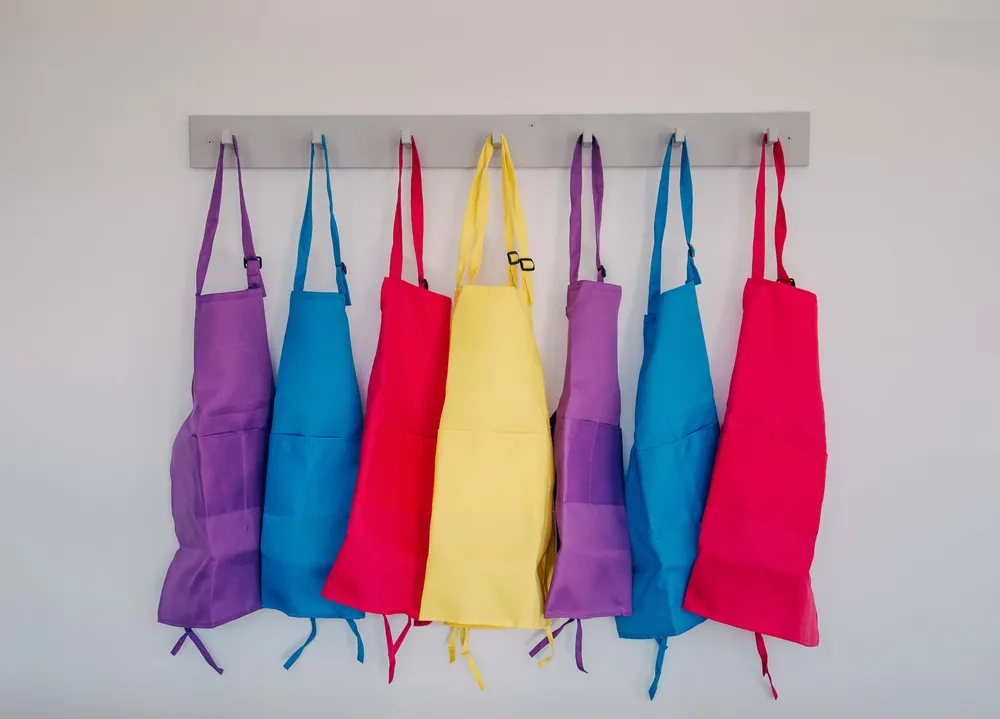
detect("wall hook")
[672,129,685,146]
[765,128,779,145]
[401,129,413,147]
[581,130,593,146]
[220,130,234,147]
[311,129,324,146]
[491,131,503,148]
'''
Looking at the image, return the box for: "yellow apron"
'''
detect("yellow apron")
[419,136,555,688]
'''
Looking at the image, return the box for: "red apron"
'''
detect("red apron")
[323,138,451,682]
[683,136,828,699]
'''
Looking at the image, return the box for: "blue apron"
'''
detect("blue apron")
[615,136,719,699]
[261,136,365,668]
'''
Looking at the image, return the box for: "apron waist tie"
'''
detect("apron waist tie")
[573,618,586,673]
[283,618,317,670]
[383,616,415,684]
[755,632,779,700]
[648,637,667,700]
[346,618,365,664]
[528,618,585,672]
[448,626,484,690]
[170,628,223,675]
[537,621,556,668]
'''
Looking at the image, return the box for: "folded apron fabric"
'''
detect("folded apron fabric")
[419,135,556,689]
[614,135,720,699]
[323,137,451,683]
[260,136,364,669]
[683,136,828,700]
[531,135,631,672]
[158,136,273,674]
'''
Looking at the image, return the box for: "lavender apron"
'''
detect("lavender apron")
[158,137,274,674]
[530,136,632,672]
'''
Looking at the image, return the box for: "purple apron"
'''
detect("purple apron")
[531,136,632,671]
[158,137,274,674]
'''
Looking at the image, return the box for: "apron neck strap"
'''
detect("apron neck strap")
[500,136,533,303]
[456,140,492,292]
[569,135,605,283]
[648,133,698,314]
[390,137,427,287]
[293,135,351,304]
[196,136,263,296]
[752,134,791,284]
[456,135,534,304]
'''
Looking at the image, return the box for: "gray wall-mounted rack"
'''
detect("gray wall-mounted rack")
[189,113,810,169]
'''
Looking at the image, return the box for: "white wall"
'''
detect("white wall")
[2,1,998,717]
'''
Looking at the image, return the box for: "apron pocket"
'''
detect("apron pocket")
[356,420,437,514]
[555,416,626,505]
[263,432,362,516]
[633,421,720,561]
[434,428,553,512]
[195,426,269,517]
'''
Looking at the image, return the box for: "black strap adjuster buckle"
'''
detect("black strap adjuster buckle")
[418,278,430,290]
[243,256,263,269]
[788,277,796,287]
[597,264,607,278]
[507,251,533,272]
[338,262,348,276]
